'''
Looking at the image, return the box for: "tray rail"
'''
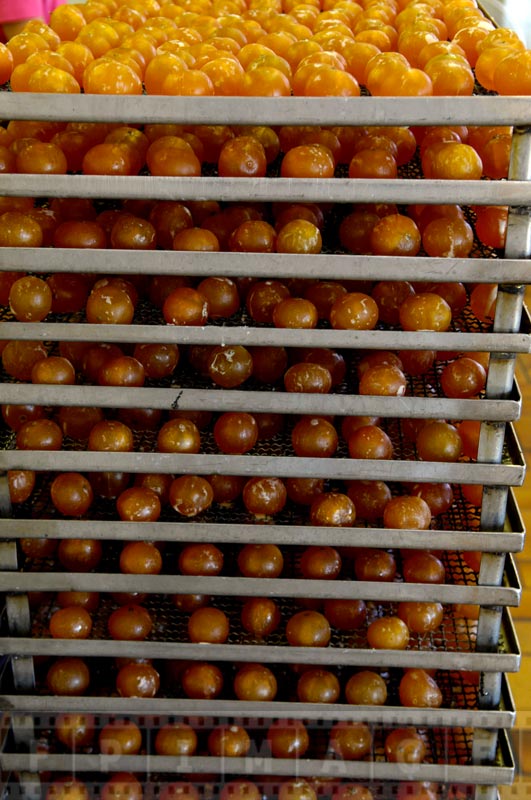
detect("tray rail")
[0,728,516,787]
[0,672,518,728]
[0,606,521,673]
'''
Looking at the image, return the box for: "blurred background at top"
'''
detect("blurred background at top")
[481,0,531,46]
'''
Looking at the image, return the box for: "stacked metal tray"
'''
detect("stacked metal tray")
[0,91,530,800]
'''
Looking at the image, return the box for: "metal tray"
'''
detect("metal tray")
[0,774,516,800]
[1,324,529,359]
[0,426,524,486]
[0,487,524,555]
[0,726,516,787]
[0,361,525,427]
[0,306,529,357]
[0,356,524,423]
[0,93,529,128]
[1,247,531,286]
[0,95,530,212]
[0,647,518,729]
[3,170,531,208]
[1,542,522,606]
[0,604,521,673]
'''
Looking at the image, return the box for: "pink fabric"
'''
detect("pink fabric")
[0,0,62,25]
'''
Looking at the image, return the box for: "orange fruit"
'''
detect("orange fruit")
[475,45,519,91]
[423,141,482,180]
[424,53,474,95]
[494,50,531,96]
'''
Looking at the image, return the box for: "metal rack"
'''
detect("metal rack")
[0,91,530,800]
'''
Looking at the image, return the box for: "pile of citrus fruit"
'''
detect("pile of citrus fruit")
[0,0,529,96]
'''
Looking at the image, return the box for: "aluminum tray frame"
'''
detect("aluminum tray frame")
[1,321,528,355]
[0,93,529,127]
[0,445,525,486]
[0,554,522,607]
[0,247,529,285]
[0,671,518,730]
[0,606,520,673]
[0,418,525,486]
[0,732,516,788]
[0,381,523,422]
[0,488,524,552]
[2,172,531,207]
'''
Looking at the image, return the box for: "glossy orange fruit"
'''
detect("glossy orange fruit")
[281,144,335,178]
